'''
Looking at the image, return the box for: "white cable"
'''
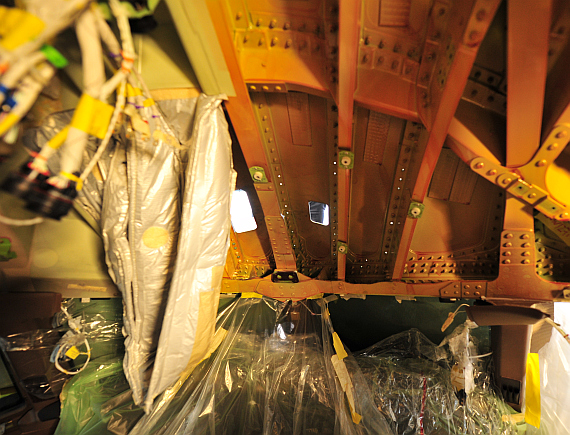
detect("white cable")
[54,304,91,375]
[3,0,91,72]
[54,336,91,375]
[0,51,46,104]
[0,213,44,226]
[545,317,570,346]
[80,80,126,181]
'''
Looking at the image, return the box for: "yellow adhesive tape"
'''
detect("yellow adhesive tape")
[525,353,541,428]
[126,83,142,97]
[333,332,348,360]
[241,292,263,299]
[0,113,18,137]
[47,126,69,149]
[65,346,80,360]
[70,94,114,139]
[60,171,83,190]
[143,98,155,107]
[0,7,45,50]
[331,354,362,424]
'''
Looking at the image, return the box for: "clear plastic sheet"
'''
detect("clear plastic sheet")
[54,357,144,435]
[130,296,393,435]
[2,298,124,402]
[526,302,570,435]
[355,327,518,435]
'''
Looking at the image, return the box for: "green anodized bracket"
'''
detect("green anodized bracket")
[408,202,425,219]
[249,166,268,183]
[0,238,16,261]
[338,151,354,169]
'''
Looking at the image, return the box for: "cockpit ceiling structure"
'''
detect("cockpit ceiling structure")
[2,0,570,305]
[198,0,570,303]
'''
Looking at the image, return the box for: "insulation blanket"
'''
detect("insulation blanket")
[26,94,234,410]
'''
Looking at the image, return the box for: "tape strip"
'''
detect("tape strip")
[240,292,263,299]
[47,126,69,149]
[332,332,348,360]
[40,45,68,68]
[126,83,142,97]
[152,129,182,149]
[331,354,362,424]
[60,171,83,191]
[525,353,541,428]
[0,6,45,50]
[70,94,114,139]
[143,98,155,107]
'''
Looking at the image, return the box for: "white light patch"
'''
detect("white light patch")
[231,190,257,233]
[308,201,330,226]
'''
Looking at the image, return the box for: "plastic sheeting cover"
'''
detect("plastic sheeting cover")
[355,327,518,435]
[527,302,570,435]
[130,296,393,435]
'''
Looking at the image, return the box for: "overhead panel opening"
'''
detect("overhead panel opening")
[308,201,330,226]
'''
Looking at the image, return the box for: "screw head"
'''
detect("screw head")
[536,159,547,167]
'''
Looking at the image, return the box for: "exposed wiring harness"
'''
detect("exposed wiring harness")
[53,305,91,375]
[0,0,178,223]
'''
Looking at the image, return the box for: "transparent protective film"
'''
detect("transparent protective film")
[355,327,518,435]
[527,302,570,435]
[131,296,393,435]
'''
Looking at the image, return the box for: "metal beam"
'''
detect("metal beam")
[207,0,297,271]
[391,0,502,280]
[336,0,361,280]
[506,0,551,167]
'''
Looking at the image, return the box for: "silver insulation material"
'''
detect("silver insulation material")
[26,94,234,411]
[144,95,235,411]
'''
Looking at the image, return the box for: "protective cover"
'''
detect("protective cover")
[144,95,235,412]
[526,302,570,435]
[54,357,144,435]
[355,326,518,435]
[130,296,393,435]
[26,94,233,409]
[2,298,123,402]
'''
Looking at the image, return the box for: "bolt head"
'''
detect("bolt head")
[475,162,484,169]
[536,159,547,167]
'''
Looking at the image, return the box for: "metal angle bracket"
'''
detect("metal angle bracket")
[470,157,569,221]
[408,202,425,218]
[338,151,354,169]
[337,241,348,254]
[271,271,299,283]
[440,281,487,299]
[249,166,268,183]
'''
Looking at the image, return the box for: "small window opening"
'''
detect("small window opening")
[231,190,257,233]
[308,201,330,226]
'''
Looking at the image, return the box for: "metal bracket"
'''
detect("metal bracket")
[249,166,268,183]
[407,202,424,218]
[271,271,299,283]
[337,241,348,254]
[470,156,569,221]
[338,151,354,169]
[440,281,487,299]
